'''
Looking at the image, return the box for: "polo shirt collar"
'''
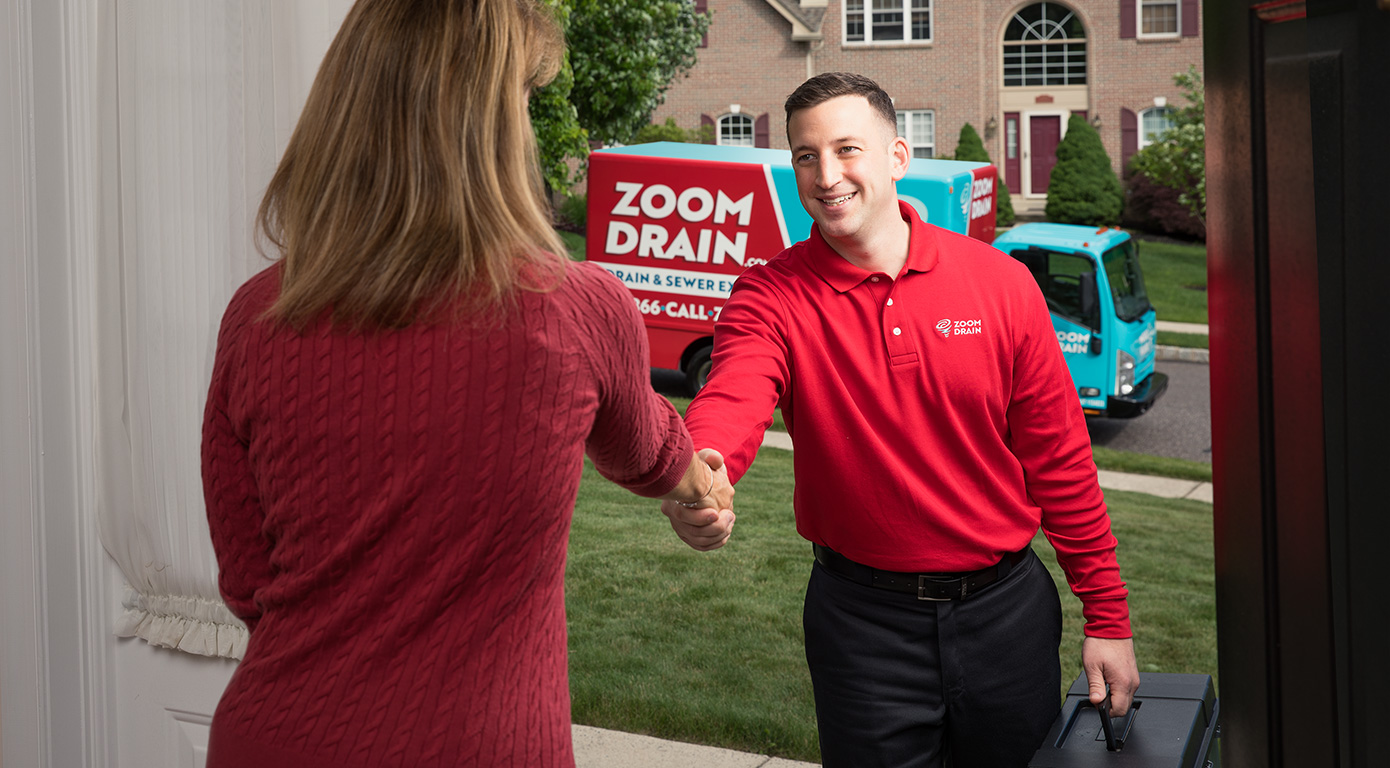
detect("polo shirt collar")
[805,200,941,294]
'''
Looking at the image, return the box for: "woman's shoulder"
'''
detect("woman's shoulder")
[559,260,629,301]
[540,261,637,318]
[532,261,646,354]
[224,262,283,322]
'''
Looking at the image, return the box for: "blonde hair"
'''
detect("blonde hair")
[258,0,567,329]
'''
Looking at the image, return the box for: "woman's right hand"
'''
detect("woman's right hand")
[660,449,735,551]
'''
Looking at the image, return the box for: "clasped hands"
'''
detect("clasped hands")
[660,448,736,551]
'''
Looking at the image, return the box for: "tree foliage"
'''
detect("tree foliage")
[530,0,711,189]
[529,53,591,192]
[1128,66,1205,225]
[1045,115,1124,226]
[1122,171,1206,240]
[529,0,587,192]
[951,123,1015,228]
[569,0,710,145]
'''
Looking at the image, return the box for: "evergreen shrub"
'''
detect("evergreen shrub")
[630,116,714,145]
[1044,115,1123,226]
[951,123,1015,228]
[557,193,587,233]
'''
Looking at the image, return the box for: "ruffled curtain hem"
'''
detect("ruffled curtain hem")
[113,584,248,659]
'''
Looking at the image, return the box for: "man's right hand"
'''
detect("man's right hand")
[661,449,735,551]
[1083,636,1141,717]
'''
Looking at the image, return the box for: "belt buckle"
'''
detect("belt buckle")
[917,575,956,601]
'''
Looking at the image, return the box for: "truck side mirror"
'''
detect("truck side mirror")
[1079,271,1099,327]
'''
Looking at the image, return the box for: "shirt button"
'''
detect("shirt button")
[887,298,894,307]
[871,276,880,283]
[893,327,902,336]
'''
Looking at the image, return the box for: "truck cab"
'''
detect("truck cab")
[993,224,1168,418]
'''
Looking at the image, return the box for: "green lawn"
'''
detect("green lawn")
[566,448,1217,763]
[1157,330,1209,350]
[1091,445,1212,482]
[1138,238,1208,325]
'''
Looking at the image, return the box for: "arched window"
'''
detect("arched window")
[1003,2,1087,87]
[718,113,754,146]
[1139,106,1176,147]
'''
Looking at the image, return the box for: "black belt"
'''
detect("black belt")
[812,543,1029,601]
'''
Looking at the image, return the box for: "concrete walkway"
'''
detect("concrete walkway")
[1097,468,1212,502]
[1156,320,1209,335]
[574,725,818,768]
[1155,320,1210,363]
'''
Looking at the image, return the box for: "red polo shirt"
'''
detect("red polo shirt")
[686,201,1130,637]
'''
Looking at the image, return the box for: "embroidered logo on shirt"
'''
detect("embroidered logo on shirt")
[937,318,984,337]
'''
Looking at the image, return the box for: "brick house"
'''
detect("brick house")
[651,0,1202,201]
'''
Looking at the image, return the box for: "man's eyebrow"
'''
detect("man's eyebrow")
[791,136,863,155]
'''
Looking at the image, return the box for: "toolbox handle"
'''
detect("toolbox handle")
[1092,686,1140,751]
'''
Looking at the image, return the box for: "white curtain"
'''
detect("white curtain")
[96,0,349,660]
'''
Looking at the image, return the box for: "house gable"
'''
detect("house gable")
[762,0,826,41]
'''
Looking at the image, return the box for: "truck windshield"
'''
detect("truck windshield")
[1103,240,1152,323]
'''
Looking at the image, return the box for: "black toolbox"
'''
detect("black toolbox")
[1029,672,1220,768]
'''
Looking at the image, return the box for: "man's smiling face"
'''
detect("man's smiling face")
[788,95,910,253]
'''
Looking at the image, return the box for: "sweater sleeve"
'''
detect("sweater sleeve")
[684,271,790,483]
[576,264,694,498]
[201,285,274,633]
[1006,273,1132,638]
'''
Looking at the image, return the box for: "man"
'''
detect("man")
[662,72,1140,767]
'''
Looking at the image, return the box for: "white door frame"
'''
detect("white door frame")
[4,2,358,765]
[2,0,114,766]
[1021,109,1071,199]
[1,0,46,763]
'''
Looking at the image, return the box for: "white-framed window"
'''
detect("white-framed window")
[845,0,932,45]
[718,113,754,146]
[1002,2,1087,87]
[1138,0,1179,37]
[896,110,935,159]
[1139,106,1176,148]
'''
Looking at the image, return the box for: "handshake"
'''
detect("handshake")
[659,448,736,551]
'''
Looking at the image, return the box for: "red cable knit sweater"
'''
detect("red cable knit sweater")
[201,261,693,767]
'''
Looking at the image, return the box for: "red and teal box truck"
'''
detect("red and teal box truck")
[585,142,1165,418]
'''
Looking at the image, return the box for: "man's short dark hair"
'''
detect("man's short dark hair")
[784,72,898,139]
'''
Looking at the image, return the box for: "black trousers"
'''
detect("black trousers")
[802,548,1062,768]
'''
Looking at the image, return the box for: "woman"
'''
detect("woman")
[201,1,733,765]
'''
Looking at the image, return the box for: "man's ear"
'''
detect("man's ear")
[889,135,911,181]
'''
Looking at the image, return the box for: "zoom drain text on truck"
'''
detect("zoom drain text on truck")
[585,142,1167,418]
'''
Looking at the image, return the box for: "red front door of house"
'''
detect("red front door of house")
[1029,115,1061,194]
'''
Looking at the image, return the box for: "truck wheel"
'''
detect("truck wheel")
[685,346,713,396]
